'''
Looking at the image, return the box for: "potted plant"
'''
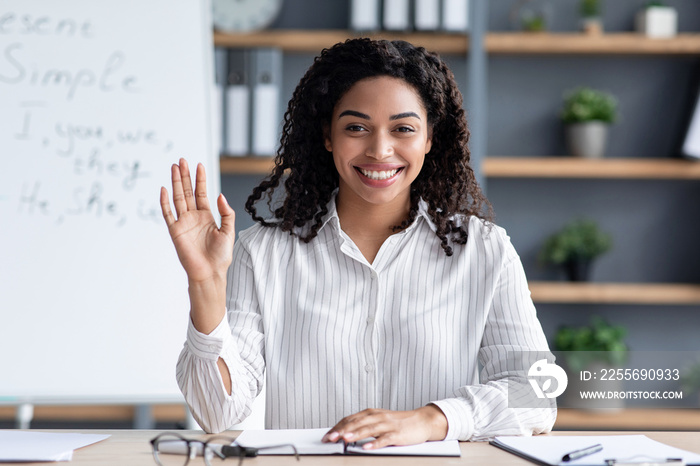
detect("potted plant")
[554,316,628,410]
[580,0,603,34]
[635,1,678,38]
[510,0,550,32]
[539,219,612,281]
[560,87,618,158]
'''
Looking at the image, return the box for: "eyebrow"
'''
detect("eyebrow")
[337,110,421,121]
[390,112,421,121]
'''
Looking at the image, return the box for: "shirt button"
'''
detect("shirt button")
[370,271,377,280]
[366,316,374,324]
[365,364,374,372]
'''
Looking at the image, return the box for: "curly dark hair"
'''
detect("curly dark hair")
[245,38,492,256]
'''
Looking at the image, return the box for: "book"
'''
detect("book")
[235,428,461,457]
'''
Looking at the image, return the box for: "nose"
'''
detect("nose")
[366,132,394,159]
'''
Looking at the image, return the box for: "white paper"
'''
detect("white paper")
[0,431,110,462]
[235,428,460,457]
[493,434,700,466]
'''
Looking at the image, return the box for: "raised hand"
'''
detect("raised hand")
[160,158,235,334]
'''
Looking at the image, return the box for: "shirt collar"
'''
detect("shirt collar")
[316,192,438,236]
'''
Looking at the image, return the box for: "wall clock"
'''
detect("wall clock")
[212,0,284,32]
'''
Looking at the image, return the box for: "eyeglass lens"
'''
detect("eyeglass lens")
[153,434,235,466]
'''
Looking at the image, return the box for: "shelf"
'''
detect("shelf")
[214,30,469,54]
[0,404,186,423]
[487,32,700,55]
[220,156,275,175]
[214,30,700,56]
[483,157,700,179]
[555,408,700,430]
[222,157,700,179]
[529,282,700,305]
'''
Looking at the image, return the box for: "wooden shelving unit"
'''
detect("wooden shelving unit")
[483,157,700,179]
[529,282,700,305]
[214,30,700,56]
[0,404,186,424]
[220,156,275,175]
[223,157,700,179]
[555,408,700,431]
[214,30,469,54]
[487,32,700,55]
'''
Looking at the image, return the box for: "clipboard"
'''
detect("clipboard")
[490,435,700,466]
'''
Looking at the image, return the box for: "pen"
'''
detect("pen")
[561,443,603,462]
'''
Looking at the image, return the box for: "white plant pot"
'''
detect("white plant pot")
[635,7,678,38]
[581,17,603,35]
[566,122,609,158]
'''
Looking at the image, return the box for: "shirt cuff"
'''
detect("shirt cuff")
[430,398,474,441]
[186,314,231,361]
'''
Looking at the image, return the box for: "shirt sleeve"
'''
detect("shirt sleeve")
[175,240,265,434]
[431,228,557,441]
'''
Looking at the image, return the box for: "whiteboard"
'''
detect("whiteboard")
[0,0,218,403]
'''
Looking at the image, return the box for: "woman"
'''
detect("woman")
[161,38,555,446]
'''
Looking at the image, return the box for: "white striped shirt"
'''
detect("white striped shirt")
[176,196,556,439]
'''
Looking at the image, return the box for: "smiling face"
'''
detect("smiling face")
[324,76,432,213]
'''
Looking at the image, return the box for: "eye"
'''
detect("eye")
[394,126,415,133]
[345,125,367,132]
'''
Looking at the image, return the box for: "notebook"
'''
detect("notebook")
[235,428,461,457]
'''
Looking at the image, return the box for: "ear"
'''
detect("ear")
[323,124,332,152]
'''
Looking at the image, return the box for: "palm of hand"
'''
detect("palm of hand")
[160,159,237,283]
[168,208,233,283]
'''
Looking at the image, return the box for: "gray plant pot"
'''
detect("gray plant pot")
[566,121,609,158]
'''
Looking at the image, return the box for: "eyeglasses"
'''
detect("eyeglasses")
[150,432,299,466]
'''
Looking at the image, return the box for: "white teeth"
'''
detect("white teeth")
[360,168,399,180]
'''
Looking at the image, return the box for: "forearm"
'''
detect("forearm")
[188,274,228,335]
[417,404,449,441]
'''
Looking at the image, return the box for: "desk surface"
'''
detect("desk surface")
[6,430,700,465]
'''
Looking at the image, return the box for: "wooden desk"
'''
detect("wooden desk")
[5,430,700,465]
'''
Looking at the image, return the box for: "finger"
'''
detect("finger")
[337,411,386,442]
[323,411,368,442]
[160,187,176,227]
[194,163,211,211]
[171,163,187,218]
[363,432,398,450]
[343,420,387,444]
[217,194,236,239]
[178,158,197,211]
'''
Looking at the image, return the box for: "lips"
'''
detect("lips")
[358,167,400,180]
[353,165,404,187]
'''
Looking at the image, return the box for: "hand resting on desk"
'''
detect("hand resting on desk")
[323,405,448,450]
